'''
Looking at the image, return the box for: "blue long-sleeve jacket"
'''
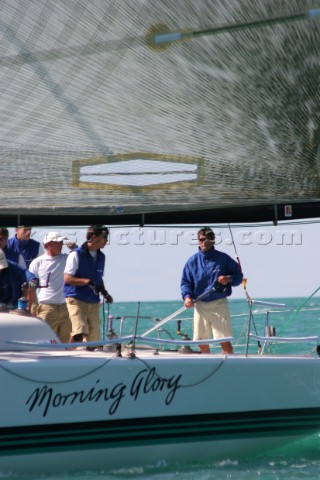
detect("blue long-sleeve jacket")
[6,236,40,268]
[181,247,243,302]
[0,261,27,307]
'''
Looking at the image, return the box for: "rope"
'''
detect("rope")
[131,355,228,389]
[101,299,107,341]
[228,223,241,265]
[0,348,228,389]
[227,223,263,351]
[227,222,246,286]
[277,285,320,337]
[0,356,115,384]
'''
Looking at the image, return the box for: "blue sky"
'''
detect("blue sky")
[11,220,320,303]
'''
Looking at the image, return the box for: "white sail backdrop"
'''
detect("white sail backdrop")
[0,0,320,219]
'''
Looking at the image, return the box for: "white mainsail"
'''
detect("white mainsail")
[0,0,319,221]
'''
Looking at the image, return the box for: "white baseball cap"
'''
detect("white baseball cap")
[43,231,68,244]
[0,249,8,270]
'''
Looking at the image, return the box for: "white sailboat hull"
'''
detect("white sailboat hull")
[1,343,320,474]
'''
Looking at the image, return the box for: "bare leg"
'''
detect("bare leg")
[67,333,84,350]
[199,344,211,354]
[69,333,84,343]
[221,341,233,354]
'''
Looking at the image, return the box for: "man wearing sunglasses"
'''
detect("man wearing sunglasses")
[181,227,243,355]
[64,225,113,345]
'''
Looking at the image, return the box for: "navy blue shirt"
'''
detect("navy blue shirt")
[181,247,243,302]
[64,245,105,303]
[6,235,40,268]
[0,261,27,306]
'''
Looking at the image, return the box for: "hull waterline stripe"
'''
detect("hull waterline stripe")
[1,408,320,456]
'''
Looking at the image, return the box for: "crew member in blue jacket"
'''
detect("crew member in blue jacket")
[7,226,43,268]
[7,226,43,315]
[0,249,27,308]
[0,227,26,268]
[181,227,243,354]
[64,225,113,344]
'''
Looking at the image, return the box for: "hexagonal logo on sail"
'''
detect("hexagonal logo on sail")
[72,153,203,190]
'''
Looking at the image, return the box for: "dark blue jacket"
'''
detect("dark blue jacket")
[0,261,27,307]
[64,245,105,303]
[6,235,40,268]
[4,246,20,265]
[181,247,243,302]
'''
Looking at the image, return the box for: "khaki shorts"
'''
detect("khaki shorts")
[193,298,232,341]
[30,299,39,316]
[66,297,101,341]
[37,303,72,344]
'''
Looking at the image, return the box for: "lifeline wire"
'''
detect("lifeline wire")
[277,284,320,337]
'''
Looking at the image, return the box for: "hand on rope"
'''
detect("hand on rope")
[101,290,113,304]
[88,281,113,303]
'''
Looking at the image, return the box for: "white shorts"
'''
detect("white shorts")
[193,298,232,340]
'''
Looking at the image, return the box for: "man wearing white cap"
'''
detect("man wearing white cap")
[0,249,27,308]
[27,232,72,343]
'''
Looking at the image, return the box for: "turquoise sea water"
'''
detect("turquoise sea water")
[5,296,320,480]
[101,296,320,356]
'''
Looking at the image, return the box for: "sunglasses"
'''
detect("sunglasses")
[198,237,213,242]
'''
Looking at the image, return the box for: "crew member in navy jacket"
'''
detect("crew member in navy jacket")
[7,226,43,268]
[7,226,44,315]
[181,227,243,355]
[64,225,113,344]
[0,249,27,308]
[0,227,26,268]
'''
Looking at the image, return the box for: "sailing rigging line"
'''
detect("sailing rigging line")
[0,355,115,384]
[152,8,320,46]
[227,223,241,270]
[102,300,108,341]
[141,286,217,337]
[276,284,320,339]
[227,223,249,300]
[144,219,320,229]
[227,222,262,349]
[136,355,227,389]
